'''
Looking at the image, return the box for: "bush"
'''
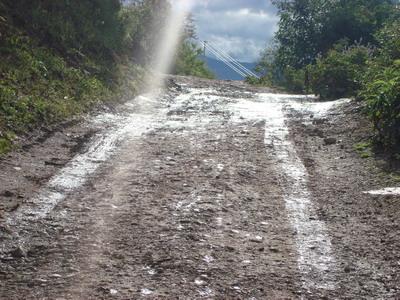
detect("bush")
[308,44,371,99]
[358,21,400,150]
[360,61,400,149]
[282,67,307,93]
[120,1,170,64]
[375,20,400,63]
[173,42,214,79]
[2,1,123,57]
[0,28,109,136]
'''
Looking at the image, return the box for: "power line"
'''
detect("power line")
[206,42,259,78]
[207,43,259,78]
[206,46,247,77]
[203,42,248,78]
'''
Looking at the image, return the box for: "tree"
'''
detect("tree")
[271,0,398,70]
[272,0,333,69]
[120,0,171,64]
[258,0,399,93]
[172,13,214,79]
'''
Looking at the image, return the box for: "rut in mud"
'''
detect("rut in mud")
[0,77,399,299]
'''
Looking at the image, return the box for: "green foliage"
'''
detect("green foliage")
[245,76,262,85]
[359,63,400,149]
[256,0,400,152]
[173,42,214,79]
[271,0,397,71]
[255,40,309,91]
[357,21,400,150]
[354,141,373,158]
[308,44,371,99]
[0,0,213,155]
[282,67,307,93]
[259,0,399,92]
[2,1,123,59]
[172,14,215,79]
[0,31,109,135]
[374,20,400,64]
[0,131,15,155]
[272,0,332,69]
[120,0,171,64]
[390,173,400,182]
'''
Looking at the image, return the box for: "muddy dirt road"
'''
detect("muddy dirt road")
[1,77,399,299]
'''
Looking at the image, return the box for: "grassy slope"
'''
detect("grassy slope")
[0,19,143,154]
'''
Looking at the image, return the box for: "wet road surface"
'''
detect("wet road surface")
[1,77,399,299]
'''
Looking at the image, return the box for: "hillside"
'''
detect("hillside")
[200,55,257,80]
[0,1,209,155]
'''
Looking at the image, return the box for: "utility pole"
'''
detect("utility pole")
[203,41,207,56]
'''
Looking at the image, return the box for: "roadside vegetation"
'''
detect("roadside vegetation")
[172,14,215,79]
[252,0,400,153]
[0,0,213,154]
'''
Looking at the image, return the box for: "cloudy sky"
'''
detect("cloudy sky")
[179,1,279,63]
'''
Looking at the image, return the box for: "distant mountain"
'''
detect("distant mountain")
[200,55,258,81]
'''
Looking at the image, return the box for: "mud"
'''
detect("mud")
[0,76,399,299]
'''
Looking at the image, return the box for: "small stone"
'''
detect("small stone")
[141,288,153,295]
[344,266,353,273]
[0,224,12,234]
[1,190,14,197]
[110,289,118,295]
[252,120,265,127]
[324,137,337,145]
[10,246,26,258]
[269,247,279,253]
[195,278,206,286]
[250,236,263,243]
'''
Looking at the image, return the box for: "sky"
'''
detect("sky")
[173,0,279,63]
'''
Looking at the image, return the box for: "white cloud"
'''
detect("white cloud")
[184,0,278,62]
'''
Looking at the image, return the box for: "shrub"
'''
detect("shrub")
[173,42,214,79]
[308,44,371,99]
[0,29,109,135]
[375,20,400,63]
[282,67,307,93]
[359,21,400,151]
[360,61,400,149]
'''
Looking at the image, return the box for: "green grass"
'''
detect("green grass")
[390,173,400,182]
[0,137,12,154]
[0,25,136,155]
[0,33,110,128]
[354,141,373,159]
[360,152,372,159]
